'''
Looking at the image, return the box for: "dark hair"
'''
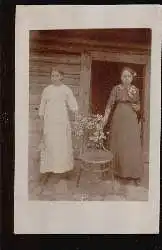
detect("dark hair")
[121,66,137,78]
[51,67,64,77]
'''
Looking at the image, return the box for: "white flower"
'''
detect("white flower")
[96,123,102,130]
[129,85,136,94]
[128,85,137,98]
[96,114,103,121]
[93,131,99,136]
[73,114,107,148]
[89,136,95,141]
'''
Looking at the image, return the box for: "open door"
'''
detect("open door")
[90,60,145,145]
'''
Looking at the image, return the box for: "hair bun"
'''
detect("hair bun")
[121,66,137,77]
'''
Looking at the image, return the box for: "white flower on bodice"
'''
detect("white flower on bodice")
[128,85,137,99]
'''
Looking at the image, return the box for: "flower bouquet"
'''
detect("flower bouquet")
[73,114,109,152]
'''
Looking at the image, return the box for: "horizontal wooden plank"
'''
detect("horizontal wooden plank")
[29,73,80,80]
[29,64,81,75]
[63,78,80,86]
[29,61,80,68]
[30,42,83,54]
[91,51,149,64]
[29,72,80,79]
[63,74,80,80]
[29,76,80,90]
[29,95,41,105]
[29,84,47,95]
[29,62,77,69]
[30,53,81,65]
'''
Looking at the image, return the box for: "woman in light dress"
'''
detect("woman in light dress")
[102,67,143,186]
[39,68,78,181]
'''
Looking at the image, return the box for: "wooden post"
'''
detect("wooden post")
[143,58,151,163]
[141,66,146,148]
[77,52,92,155]
[79,51,92,116]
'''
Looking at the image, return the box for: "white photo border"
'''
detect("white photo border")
[15,5,161,234]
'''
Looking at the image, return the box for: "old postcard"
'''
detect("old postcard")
[15,5,161,234]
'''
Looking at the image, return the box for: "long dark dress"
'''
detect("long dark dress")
[106,84,143,179]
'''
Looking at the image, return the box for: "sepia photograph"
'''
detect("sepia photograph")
[15,5,161,234]
[28,28,151,202]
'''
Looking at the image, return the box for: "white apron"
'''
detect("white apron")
[39,84,78,174]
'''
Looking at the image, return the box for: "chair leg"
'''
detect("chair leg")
[101,165,105,179]
[110,165,115,192]
[76,165,83,187]
[100,164,107,180]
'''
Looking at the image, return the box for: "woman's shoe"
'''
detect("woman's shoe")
[39,172,51,184]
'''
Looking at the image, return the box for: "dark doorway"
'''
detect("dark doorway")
[90,60,145,144]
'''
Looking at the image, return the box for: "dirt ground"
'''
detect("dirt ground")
[28,147,149,201]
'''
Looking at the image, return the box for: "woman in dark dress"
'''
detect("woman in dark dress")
[102,67,143,186]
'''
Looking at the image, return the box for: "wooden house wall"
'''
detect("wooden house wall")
[29,43,150,163]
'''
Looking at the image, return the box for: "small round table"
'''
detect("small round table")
[76,149,114,189]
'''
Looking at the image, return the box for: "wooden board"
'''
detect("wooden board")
[30,54,81,65]
[29,64,81,75]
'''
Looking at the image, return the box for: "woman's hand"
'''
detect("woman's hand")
[102,108,111,127]
[132,103,140,112]
[101,117,107,128]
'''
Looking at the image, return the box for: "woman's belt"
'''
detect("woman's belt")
[116,100,132,104]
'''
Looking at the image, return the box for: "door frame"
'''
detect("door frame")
[79,50,150,162]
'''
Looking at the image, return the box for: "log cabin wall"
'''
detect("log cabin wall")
[29,29,151,161]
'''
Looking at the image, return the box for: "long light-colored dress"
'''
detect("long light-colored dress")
[106,84,143,179]
[39,84,78,174]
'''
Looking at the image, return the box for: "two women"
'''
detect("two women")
[39,66,143,185]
